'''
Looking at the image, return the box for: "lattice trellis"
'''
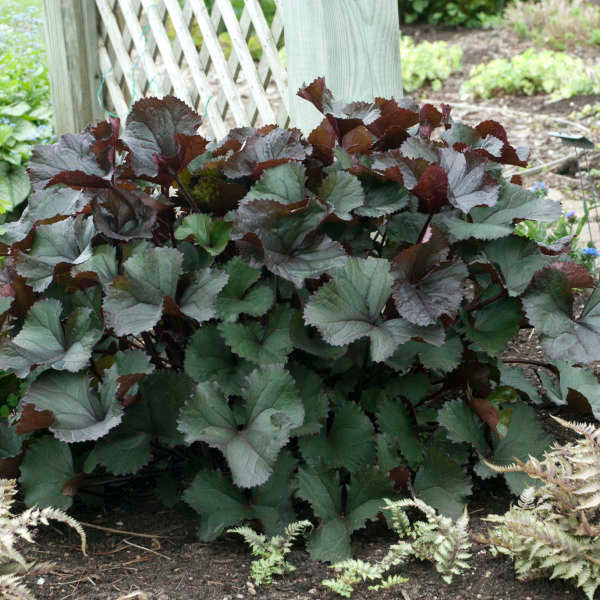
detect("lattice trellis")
[95,0,288,140]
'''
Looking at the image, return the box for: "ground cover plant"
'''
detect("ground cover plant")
[504,0,600,50]
[461,48,600,99]
[0,0,52,215]
[400,36,463,92]
[398,0,505,27]
[1,79,600,568]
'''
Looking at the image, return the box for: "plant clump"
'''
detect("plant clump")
[483,416,600,600]
[400,36,463,92]
[0,78,599,564]
[461,49,600,99]
[322,497,471,597]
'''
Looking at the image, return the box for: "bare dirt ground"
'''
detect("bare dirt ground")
[17,25,600,600]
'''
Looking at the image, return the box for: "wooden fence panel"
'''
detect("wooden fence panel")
[92,0,289,139]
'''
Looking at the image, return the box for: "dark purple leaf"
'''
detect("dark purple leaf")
[440,148,500,213]
[92,188,162,241]
[121,96,207,183]
[391,228,468,326]
[223,128,307,179]
[28,132,110,191]
[412,165,449,213]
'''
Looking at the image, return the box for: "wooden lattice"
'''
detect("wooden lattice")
[95,0,288,139]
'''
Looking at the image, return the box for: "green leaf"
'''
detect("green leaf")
[16,216,95,292]
[376,399,423,469]
[23,370,123,443]
[289,363,329,436]
[220,304,293,365]
[498,363,541,404]
[484,236,550,296]
[184,324,253,396]
[0,299,102,378]
[299,403,375,471]
[178,267,229,323]
[244,162,306,205]
[71,244,118,286]
[297,465,394,562]
[391,230,468,326]
[289,310,348,360]
[355,181,412,217]
[413,447,472,519]
[304,257,443,362]
[461,297,521,356]
[437,399,488,455]
[216,257,274,322]
[19,436,75,509]
[319,171,364,221]
[89,372,194,475]
[487,402,552,495]
[0,163,30,211]
[413,330,463,372]
[437,182,561,241]
[184,451,297,541]
[0,421,23,459]
[103,247,182,336]
[178,365,303,487]
[522,270,600,364]
[555,361,600,418]
[175,214,232,256]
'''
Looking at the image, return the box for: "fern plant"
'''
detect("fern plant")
[228,520,312,586]
[0,478,86,600]
[483,416,600,600]
[322,497,472,597]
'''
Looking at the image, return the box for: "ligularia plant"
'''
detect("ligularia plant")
[0,77,599,563]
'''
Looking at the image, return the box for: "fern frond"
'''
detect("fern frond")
[228,520,311,587]
[0,574,36,600]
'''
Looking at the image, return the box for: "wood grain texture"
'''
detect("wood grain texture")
[43,0,103,135]
[283,0,403,134]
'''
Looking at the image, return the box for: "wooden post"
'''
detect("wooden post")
[282,0,403,134]
[43,0,103,136]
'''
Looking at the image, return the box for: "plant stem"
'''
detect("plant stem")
[168,167,199,212]
[466,289,505,313]
[501,357,558,373]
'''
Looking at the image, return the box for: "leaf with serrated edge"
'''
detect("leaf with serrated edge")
[489,402,551,495]
[178,365,303,487]
[498,364,541,404]
[0,421,22,459]
[23,371,123,443]
[243,162,306,205]
[175,214,232,256]
[355,182,412,217]
[556,361,600,419]
[522,270,600,364]
[103,247,182,336]
[184,324,253,396]
[16,216,95,292]
[297,465,394,562]
[19,436,75,509]
[72,244,118,286]
[319,171,364,221]
[179,268,228,323]
[89,372,194,475]
[437,399,488,455]
[299,403,374,471]
[304,257,444,362]
[0,299,102,378]
[216,257,274,322]
[484,236,550,296]
[376,399,423,469]
[413,447,472,519]
[289,363,329,436]
[219,304,293,365]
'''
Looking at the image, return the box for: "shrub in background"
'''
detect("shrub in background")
[0,1,53,215]
[461,49,600,99]
[398,0,505,27]
[400,37,463,92]
[1,80,599,563]
[504,0,600,49]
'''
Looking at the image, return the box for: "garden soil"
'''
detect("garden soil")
[19,25,600,600]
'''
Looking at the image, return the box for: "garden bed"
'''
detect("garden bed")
[6,20,600,600]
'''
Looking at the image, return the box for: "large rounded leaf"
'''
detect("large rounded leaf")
[178,365,304,487]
